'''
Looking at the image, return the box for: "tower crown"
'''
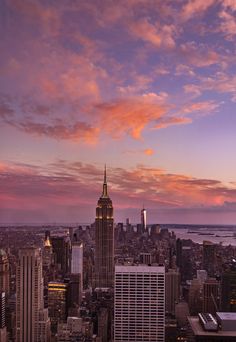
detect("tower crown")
[102,164,108,198]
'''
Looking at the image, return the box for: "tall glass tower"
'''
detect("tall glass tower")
[95,166,114,288]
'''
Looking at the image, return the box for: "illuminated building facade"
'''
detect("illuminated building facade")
[48,282,68,333]
[95,166,114,288]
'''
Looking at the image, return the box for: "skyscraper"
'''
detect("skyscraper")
[221,261,236,312]
[0,250,9,295]
[203,241,216,277]
[114,265,165,342]
[48,281,68,333]
[165,269,180,315]
[141,206,147,232]
[69,242,83,307]
[203,278,219,314]
[95,166,114,288]
[0,292,7,342]
[16,247,51,342]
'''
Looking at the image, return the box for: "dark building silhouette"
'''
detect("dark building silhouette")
[176,238,183,270]
[51,236,70,275]
[203,241,216,277]
[95,166,114,288]
[221,261,236,312]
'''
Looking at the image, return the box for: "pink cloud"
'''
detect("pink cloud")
[129,19,176,49]
[155,116,192,129]
[182,0,216,21]
[180,42,220,67]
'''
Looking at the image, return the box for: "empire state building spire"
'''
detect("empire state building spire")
[102,164,108,198]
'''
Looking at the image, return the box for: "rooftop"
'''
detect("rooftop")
[216,312,236,320]
[188,316,236,337]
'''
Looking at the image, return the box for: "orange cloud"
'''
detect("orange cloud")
[95,97,167,139]
[144,148,154,156]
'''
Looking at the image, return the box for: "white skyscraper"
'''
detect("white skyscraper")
[114,265,165,342]
[16,248,51,342]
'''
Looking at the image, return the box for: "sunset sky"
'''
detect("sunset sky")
[1,0,236,225]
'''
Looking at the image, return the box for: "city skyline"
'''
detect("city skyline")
[1,0,236,224]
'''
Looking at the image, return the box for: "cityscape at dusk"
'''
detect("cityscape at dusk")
[1,2,236,341]
[1,0,236,224]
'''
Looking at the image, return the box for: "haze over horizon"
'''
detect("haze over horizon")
[1,0,236,224]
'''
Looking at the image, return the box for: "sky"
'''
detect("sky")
[1,0,236,225]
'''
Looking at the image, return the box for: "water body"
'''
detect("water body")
[168,226,236,246]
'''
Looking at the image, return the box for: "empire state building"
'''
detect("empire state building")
[95,166,114,288]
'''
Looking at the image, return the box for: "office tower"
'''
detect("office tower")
[95,166,114,288]
[202,241,216,277]
[69,243,83,307]
[141,207,147,232]
[176,238,182,272]
[16,247,50,342]
[51,236,71,275]
[221,263,236,312]
[0,250,9,295]
[165,269,180,315]
[203,278,219,314]
[48,281,68,333]
[114,265,165,342]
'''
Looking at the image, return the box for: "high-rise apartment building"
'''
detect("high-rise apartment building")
[95,166,114,288]
[16,247,51,342]
[114,265,165,342]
